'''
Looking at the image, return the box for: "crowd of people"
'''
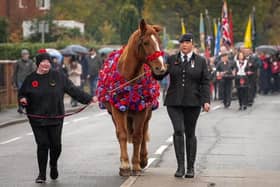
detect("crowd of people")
[161,45,280,111]
[207,46,280,110]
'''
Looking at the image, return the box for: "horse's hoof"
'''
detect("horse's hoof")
[119,168,131,177]
[131,170,142,176]
[140,160,148,169]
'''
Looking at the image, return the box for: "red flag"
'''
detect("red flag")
[221,0,231,47]
[229,9,234,47]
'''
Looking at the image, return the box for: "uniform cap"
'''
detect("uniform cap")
[179,33,193,43]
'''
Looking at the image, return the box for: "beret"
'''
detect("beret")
[36,53,52,66]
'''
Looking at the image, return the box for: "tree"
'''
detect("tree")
[0,17,8,43]
[119,4,139,44]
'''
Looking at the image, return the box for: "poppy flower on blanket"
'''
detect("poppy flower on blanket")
[97,48,160,112]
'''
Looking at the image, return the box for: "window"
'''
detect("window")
[36,0,50,10]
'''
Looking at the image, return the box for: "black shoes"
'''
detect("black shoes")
[50,167,59,180]
[239,105,247,111]
[35,175,46,183]
[174,167,185,178]
[185,168,195,178]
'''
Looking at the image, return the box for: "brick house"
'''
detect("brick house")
[0,0,50,39]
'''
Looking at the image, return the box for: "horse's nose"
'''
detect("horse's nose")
[155,67,160,71]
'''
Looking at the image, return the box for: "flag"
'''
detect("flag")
[205,9,213,58]
[221,0,231,47]
[199,13,205,51]
[252,6,257,52]
[213,18,218,38]
[244,14,252,49]
[181,18,186,35]
[214,20,221,56]
[229,9,234,47]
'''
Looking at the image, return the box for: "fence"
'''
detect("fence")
[0,60,17,110]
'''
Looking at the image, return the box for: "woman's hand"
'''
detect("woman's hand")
[19,98,28,106]
[203,103,210,112]
[92,96,98,103]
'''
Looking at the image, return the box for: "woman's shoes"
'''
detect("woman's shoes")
[185,168,195,178]
[174,167,185,177]
[35,175,46,183]
[50,167,59,180]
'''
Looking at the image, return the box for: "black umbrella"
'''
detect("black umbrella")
[60,48,76,56]
[65,44,88,54]
[256,45,278,55]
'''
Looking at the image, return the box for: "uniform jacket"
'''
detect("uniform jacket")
[18,70,92,126]
[155,52,210,107]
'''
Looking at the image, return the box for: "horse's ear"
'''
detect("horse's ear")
[152,25,162,33]
[140,19,147,35]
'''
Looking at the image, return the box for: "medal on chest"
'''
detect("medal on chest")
[191,60,195,68]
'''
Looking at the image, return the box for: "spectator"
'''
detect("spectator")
[67,56,82,107]
[13,49,36,113]
[87,48,103,96]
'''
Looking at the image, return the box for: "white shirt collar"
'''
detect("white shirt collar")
[180,51,193,61]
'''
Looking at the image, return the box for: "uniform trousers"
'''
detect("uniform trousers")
[31,124,63,176]
[167,106,201,168]
[221,78,233,107]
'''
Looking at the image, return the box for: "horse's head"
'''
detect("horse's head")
[136,19,167,75]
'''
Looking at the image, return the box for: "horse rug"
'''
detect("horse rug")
[96,48,160,112]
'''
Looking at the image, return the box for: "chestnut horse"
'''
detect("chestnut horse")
[97,19,166,176]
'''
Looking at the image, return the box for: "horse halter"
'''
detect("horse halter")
[138,34,164,64]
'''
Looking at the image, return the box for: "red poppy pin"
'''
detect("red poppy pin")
[31,80,39,88]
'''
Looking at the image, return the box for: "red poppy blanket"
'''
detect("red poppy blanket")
[96,48,160,112]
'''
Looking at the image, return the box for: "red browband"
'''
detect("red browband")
[146,51,164,62]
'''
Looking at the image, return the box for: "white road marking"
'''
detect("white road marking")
[154,145,168,155]
[212,105,222,111]
[63,121,70,125]
[94,112,108,117]
[145,158,157,169]
[0,137,22,145]
[166,136,173,143]
[72,117,89,122]
[25,132,33,136]
[120,176,138,187]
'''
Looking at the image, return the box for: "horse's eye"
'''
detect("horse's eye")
[143,42,149,46]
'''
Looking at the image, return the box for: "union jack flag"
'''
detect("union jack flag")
[221,1,231,47]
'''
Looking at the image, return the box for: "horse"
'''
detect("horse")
[97,19,167,176]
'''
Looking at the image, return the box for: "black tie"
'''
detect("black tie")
[183,55,188,63]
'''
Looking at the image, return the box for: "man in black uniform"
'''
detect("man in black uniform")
[154,33,210,178]
[216,51,235,108]
[243,48,259,106]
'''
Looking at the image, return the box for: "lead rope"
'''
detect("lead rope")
[21,70,150,119]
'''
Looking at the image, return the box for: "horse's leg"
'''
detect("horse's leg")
[131,111,147,176]
[140,109,152,169]
[111,107,130,176]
